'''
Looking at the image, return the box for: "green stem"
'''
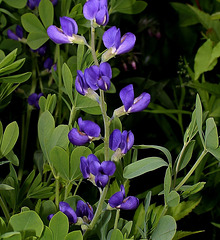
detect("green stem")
[64,182,70,200]
[175,149,207,191]
[90,24,99,66]
[68,105,77,128]
[0,195,10,223]
[100,89,110,161]
[55,176,60,208]
[73,179,82,196]
[114,209,120,229]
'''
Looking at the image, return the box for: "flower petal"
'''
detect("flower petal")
[103,26,118,49]
[119,84,134,112]
[80,156,90,178]
[120,196,139,210]
[108,191,124,208]
[78,117,101,137]
[47,25,70,44]
[129,92,151,113]
[109,129,122,151]
[120,185,125,197]
[16,25,23,39]
[59,202,77,223]
[126,130,134,152]
[96,7,109,26]
[101,161,116,176]
[44,58,53,70]
[75,70,89,95]
[100,62,112,79]
[60,16,78,36]
[95,173,109,188]
[83,0,99,20]
[97,76,111,91]
[7,30,19,41]
[116,32,136,55]
[28,93,38,106]
[84,66,99,91]
[75,200,87,218]
[68,128,90,146]
[89,158,100,176]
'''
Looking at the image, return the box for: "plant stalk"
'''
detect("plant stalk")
[0,195,10,223]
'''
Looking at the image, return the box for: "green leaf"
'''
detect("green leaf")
[0,121,19,157]
[117,1,147,14]
[107,229,123,240]
[0,183,14,190]
[0,232,21,240]
[0,59,25,76]
[50,146,69,180]
[39,226,53,240]
[131,203,145,237]
[173,230,204,240]
[167,191,180,208]
[205,118,219,149]
[39,0,54,29]
[151,215,176,240]
[208,147,220,161]
[0,72,32,84]
[123,157,168,179]
[9,211,44,238]
[49,212,69,240]
[76,93,102,115]
[3,0,27,8]
[133,145,172,165]
[5,150,19,166]
[65,231,83,240]
[180,182,206,198]
[121,221,133,238]
[0,217,6,235]
[38,111,55,162]
[70,146,92,180]
[164,167,171,203]
[167,198,201,221]
[21,13,45,33]
[0,49,17,69]
[27,32,49,50]
[62,63,73,104]
[177,140,195,172]
[171,3,199,27]
[195,94,204,146]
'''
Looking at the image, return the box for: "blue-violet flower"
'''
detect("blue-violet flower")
[102,26,136,62]
[84,62,112,91]
[75,200,93,222]
[7,25,23,41]
[28,93,43,109]
[109,129,134,161]
[68,118,101,146]
[47,16,87,45]
[83,0,109,26]
[48,201,77,224]
[80,154,116,188]
[108,185,139,210]
[113,84,151,118]
[44,57,57,72]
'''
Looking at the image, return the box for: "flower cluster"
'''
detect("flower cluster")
[80,154,116,188]
[48,201,93,224]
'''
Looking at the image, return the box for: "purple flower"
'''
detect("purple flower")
[44,58,57,72]
[28,93,43,109]
[75,200,93,222]
[83,0,109,26]
[84,62,112,91]
[7,25,23,41]
[108,185,139,210]
[119,84,151,113]
[80,154,116,188]
[109,129,134,156]
[31,45,47,56]
[102,26,136,62]
[75,70,90,96]
[50,0,58,6]
[68,118,101,146]
[27,0,41,9]
[48,202,77,224]
[47,16,87,45]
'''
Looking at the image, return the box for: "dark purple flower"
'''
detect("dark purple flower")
[108,185,139,210]
[44,58,56,71]
[27,0,41,9]
[50,0,58,6]
[80,154,116,188]
[84,62,112,91]
[75,70,90,96]
[75,200,93,222]
[31,45,47,56]
[48,202,77,224]
[102,26,136,61]
[119,84,151,113]
[109,129,134,156]
[47,16,86,45]
[7,25,23,41]
[83,0,109,26]
[28,93,43,109]
[68,118,101,146]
